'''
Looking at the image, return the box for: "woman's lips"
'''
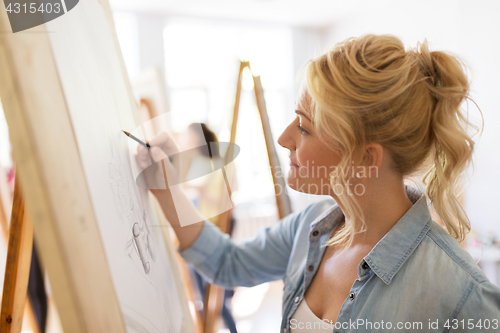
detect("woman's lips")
[290,161,299,168]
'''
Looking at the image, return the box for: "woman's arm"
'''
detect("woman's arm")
[177,207,303,289]
[152,179,304,289]
[154,187,205,250]
[136,132,206,249]
[137,131,303,288]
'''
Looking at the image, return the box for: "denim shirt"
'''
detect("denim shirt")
[179,185,500,332]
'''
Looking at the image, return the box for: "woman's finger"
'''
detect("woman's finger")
[149,132,180,155]
[150,146,168,162]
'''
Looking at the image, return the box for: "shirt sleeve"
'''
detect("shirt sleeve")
[455,280,500,328]
[177,207,307,289]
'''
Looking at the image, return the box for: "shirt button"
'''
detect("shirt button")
[294,296,300,303]
[312,230,319,236]
[362,261,369,269]
[308,265,314,271]
[349,293,355,300]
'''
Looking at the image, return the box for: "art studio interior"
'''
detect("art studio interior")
[0,1,499,333]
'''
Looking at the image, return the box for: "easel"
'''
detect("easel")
[0,177,41,333]
[202,61,293,333]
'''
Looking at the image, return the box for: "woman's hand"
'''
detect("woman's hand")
[136,131,205,248]
[136,131,182,196]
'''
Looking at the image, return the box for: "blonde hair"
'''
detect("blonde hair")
[304,34,483,248]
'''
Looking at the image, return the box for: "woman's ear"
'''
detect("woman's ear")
[363,143,384,178]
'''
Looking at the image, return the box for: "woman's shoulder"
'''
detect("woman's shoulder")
[378,220,500,320]
[420,223,500,318]
[398,219,500,308]
[421,220,491,284]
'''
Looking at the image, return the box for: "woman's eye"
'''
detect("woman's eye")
[297,124,308,135]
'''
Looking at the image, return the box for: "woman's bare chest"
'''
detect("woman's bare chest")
[304,246,369,323]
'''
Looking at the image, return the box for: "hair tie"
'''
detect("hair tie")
[432,78,442,101]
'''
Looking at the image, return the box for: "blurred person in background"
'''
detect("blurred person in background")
[178,122,237,333]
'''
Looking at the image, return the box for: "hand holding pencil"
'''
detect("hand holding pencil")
[127,131,181,195]
[126,130,205,233]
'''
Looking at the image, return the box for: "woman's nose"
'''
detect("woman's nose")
[277,120,296,151]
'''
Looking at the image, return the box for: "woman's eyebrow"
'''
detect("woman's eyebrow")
[295,110,312,122]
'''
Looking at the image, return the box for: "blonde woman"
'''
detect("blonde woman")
[138,34,500,332]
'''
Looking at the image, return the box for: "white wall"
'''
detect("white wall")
[320,0,500,238]
[137,13,168,75]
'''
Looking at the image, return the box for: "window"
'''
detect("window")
[164,20,294,205]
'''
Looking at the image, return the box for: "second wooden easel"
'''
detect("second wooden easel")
[0,176,41,333]
[201,60,293,333]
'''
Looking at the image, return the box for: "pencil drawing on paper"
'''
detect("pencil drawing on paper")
[109,145,158,275]
[109,146,134,220]
[128,208,158,275]
[106,138,181,332]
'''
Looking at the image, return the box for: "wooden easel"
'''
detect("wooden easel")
[0,177,41,333]
[1,1,196,331]
[202,61,293,333]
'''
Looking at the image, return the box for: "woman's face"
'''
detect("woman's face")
[277,88,342,196]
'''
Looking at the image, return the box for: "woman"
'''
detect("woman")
[139,34,500,332]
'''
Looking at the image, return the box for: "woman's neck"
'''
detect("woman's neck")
[339,182,414,248]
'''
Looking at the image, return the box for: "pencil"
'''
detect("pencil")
[122,130,151,148]
[122,130,174,163]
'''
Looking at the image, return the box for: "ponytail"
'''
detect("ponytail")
[417,43,483,241]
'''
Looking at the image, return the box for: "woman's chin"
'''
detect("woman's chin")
[286,177,330,196]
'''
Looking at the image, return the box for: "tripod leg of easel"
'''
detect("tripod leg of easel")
[0,179,34,333]
[252,75,292,219]
[0,167,11,241]
[203,284,225,333]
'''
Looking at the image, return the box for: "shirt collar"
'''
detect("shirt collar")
[365,185,432,284]
[311,185,433,285]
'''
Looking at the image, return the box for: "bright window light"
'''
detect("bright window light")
[164,20,293,203]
